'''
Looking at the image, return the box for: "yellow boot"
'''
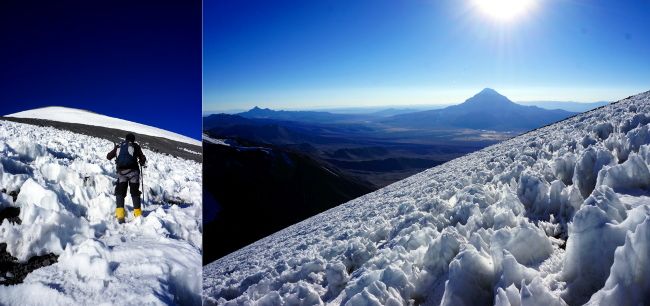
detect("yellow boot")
[116,207,126,224]
[134,208,142,218]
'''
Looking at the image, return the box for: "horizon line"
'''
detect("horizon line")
[202,99,612,114]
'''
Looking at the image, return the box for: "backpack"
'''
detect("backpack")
[116,141,138,169]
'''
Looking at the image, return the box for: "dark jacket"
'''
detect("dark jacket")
[107,141,147,170]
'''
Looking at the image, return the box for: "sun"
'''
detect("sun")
[473,0,536,22]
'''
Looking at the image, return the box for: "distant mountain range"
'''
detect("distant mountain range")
[381,88,576,131]
[237,107,372,124]
[206,93,607,119]
[518,101,609,112]
[203,113,362,146]
[229,88,586,132]
[242,106,346,121]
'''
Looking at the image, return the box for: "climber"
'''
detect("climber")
[106,132,147,223]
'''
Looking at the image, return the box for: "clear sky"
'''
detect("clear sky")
[204,0,650,112]
[1,0,201,140]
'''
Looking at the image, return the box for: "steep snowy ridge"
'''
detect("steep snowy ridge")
[6,107,201,146]
[203,90,650,306]
[0,121,202,305]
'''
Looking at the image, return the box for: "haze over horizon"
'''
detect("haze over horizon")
[204,87,612,114]
[204,0,650,112]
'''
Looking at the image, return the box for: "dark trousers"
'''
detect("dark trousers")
[115,169,141,209]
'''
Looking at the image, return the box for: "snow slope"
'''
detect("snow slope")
[202,134,231,146]
[6,107,201,146]
[0,120,202,305]
[203,91,650,306]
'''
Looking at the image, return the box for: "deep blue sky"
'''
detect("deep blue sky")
[1,0,201,140]
[204,0,650,112]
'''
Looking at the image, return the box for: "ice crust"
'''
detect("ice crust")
[6,106,201,146]
[204,91,650,306]
[0,120,202,305]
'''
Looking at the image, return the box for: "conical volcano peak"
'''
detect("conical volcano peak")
[473,88,508,99]
[249,106,271,112]
[460,88,516,109]
[479,87,499,95]
[246,106,274,115]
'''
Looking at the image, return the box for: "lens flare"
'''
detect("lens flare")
[473,0,535,21]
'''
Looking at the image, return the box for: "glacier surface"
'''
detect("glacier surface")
[6,107,201,146]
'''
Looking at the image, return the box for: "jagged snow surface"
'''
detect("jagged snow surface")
[204,91,650,306]
[7,107,201,146]
[0,121,202,305]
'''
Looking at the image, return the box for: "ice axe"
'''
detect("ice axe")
[140,163,145,209]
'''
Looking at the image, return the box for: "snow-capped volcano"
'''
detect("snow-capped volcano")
[0,117,202,304]
[383,88,575,131]
[6,106,201,146]
[204,90,650,305]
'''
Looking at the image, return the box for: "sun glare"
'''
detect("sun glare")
[473,0,535,22]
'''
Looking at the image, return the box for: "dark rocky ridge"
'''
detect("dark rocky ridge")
[1,117,202,163]
[203,138,374,264]
[0,242,58,285]
[0,205,57,285]
[0,206,20,225]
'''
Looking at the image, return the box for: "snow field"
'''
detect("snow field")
[0,120,202,305]
[204,91,650,305]
[6,107,201,146]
